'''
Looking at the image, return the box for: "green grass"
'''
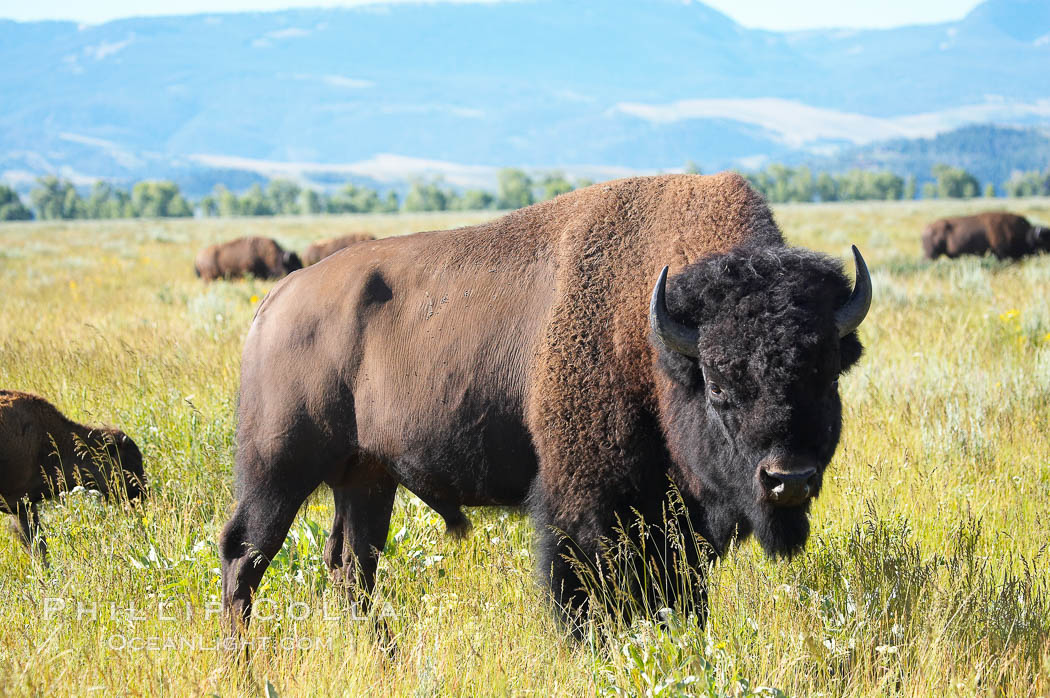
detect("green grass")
[0,202,1048,696]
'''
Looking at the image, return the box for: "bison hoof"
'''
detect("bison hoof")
[445,516,472,539]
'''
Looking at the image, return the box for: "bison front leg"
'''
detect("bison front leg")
[10,502,47,560]
[534,521,595,638]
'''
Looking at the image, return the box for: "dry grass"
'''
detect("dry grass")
[0,201,1048,696]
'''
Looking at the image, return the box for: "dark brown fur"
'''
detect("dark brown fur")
[302,234,376,266]
[219,174,864,634]
[0,390,145,557]
[922,212,1050,260]
[194,236,302,281]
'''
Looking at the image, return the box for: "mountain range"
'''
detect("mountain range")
[1,0,1048,195]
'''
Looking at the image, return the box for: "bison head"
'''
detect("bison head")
[283,251,303,274]
[101,430,147,500]
[649,244,869,558]
[1031,225,1050,252]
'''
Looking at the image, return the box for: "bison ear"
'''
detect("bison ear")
[839,332,863,372]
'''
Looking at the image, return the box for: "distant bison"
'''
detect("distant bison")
[194,237,302,281]
[219,174,870,634]
[922,212,1050,260]
[302,234,376,266]
[0,390,145,557]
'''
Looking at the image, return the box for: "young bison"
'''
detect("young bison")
[922,212,1050,260]
[0,390,146,557]
[302,234,376,266]
[194,237,303,281]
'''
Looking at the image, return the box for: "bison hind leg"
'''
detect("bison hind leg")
[220,474,316,635]
[324,459,398,597]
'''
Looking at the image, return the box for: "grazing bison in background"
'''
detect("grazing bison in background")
[922,212,1050,260]
[194,237,302,281]
[302,234,376,266]
[0,390,145,557]
[219,173,871,633]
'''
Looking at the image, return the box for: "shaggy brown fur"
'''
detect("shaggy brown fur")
[219,173,866,634]
[302,234,376,266]
[0,390,145,557]
[194,237,302,281]
[922,212,1050,260]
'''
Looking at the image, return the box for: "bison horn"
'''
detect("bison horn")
[649,266,700,358]
[835,245,871,338]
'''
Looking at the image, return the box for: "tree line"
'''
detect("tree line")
[3,164,1049,221]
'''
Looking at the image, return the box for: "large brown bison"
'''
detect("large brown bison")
[922,212,1050,260]
[219,174,870,633]
[302,234,376,266]
[194,237,302,281]
[0,390,145,557]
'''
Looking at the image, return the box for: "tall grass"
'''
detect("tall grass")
[0,202,1048,695]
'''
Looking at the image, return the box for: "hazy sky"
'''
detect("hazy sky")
[0,0,986,31]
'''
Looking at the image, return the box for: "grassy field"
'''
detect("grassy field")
[1,199,1049,696]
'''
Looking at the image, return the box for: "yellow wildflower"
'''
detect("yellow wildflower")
[999,309,1020,322]
[250,295,260,304]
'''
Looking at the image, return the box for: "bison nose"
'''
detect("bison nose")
[758,464,818,507]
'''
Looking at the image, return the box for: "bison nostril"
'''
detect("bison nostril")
[759,466,818,505]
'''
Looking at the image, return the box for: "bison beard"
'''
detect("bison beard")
[217,174,869,638]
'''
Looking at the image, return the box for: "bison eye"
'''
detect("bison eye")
[708,382,727,403]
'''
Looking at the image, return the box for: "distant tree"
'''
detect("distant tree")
[456,189,496,210]
[498,168,534,209]
[836,169,903,201]
[983,183,996,198]
[684,160,701,175]
[381,191,400,213]
[904,175,917,200]
[131,180,192,217]
[872,171,904,200]
[200,194,219,217]
[0,184,32,220]
[267,179,302,215]
[402,179,450,212]
[1003,169,1050,197]
[31,176,86,220]
[329,183,383,213]
[922,182,937,199]
[214,185,241,216]
[235,184,275,216]
[931,164,979,199]
[816,172,837,202]
[300,189,323,215]
[575,178,595,189]
[539,172,573,201]
[86,182,133,219]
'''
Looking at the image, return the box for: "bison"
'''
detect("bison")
[0,390,145,557]
[219,173,870,633]
[302,234,376,266]
[922,212,1050,260]
[194,237,302,281]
